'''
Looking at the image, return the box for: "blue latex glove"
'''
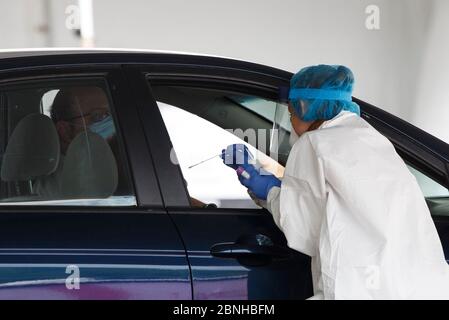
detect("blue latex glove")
[221,144,253,169]
[236,164,281,200]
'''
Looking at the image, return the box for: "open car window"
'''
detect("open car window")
[152,85,286,209]
[152,82,449,214]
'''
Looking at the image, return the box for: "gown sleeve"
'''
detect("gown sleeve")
[273,133,327,257]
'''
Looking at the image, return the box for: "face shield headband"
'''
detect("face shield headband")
[288,88,352,101]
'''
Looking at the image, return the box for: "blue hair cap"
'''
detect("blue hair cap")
[289,65,360,121]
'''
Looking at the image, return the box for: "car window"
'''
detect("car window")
[408,165,449,198]
[152,84,449,214]
[406,164,449,217]
[151,85,287,209]
[0,81,135,206]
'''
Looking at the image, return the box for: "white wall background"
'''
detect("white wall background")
[1,0,448,142]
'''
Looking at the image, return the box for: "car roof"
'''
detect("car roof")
[0,48,232,60]
[0,48,293,82]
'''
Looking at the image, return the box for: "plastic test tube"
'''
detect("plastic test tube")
[236,166,251,179]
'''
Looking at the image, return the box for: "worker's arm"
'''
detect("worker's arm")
[275,134,326,257]
[266,186,282,227]
[249,185,282,229]
[249,134,326,258]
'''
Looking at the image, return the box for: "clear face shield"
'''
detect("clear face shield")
[269,87,292,166]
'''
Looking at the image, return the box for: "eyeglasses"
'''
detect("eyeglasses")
[65,110,111,123]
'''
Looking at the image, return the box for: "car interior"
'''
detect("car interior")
[152,85,290,208]
[0,85,130,204]
[151,85,291,165]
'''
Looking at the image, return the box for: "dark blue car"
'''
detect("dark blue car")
[0,49,447,299]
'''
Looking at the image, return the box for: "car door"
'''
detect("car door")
[124,64,314,300]
[0,63,191,300]
[127,58,449,300]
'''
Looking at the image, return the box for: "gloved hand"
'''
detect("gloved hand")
[236,163,281,200]
[221,144,254,169]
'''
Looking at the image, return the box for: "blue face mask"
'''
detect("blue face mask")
[89,115,115,139]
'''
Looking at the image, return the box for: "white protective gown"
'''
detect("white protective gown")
[265,111,449,299]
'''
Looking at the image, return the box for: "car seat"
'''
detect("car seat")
[0,113,60,198]
[60,131,118,199]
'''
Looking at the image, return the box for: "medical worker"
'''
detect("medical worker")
[222,65,449,299]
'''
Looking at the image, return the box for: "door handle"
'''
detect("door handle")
[210,242,291,260]
[210,234,293,266]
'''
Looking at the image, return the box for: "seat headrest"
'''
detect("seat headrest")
[1,113,60,181]
[60,131,118,199]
